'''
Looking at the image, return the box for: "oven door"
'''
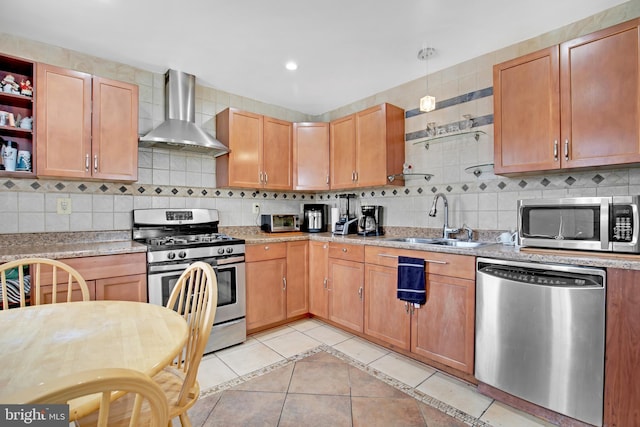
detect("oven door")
[518,197,610,251]
[147,255,246,324]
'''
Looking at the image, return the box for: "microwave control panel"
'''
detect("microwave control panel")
[612,205,633,242]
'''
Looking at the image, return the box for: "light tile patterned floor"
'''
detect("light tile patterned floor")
[189,319,556,427]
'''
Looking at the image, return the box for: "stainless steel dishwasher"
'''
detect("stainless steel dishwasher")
[475,258,606,427]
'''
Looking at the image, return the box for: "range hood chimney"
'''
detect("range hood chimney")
[139,69,229,157]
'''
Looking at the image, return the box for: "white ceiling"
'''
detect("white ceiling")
[0,0,628,116]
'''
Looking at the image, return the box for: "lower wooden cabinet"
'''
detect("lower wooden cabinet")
[309,241,329,317]
[245,241,309,332]
[328,243,365,333]
[604,268,640,427]
[363,246,475,374]
[38,252,147,303]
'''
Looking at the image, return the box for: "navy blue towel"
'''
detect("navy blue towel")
[397,256,426,304]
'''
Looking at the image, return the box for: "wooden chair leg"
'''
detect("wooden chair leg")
[179,412,193,427]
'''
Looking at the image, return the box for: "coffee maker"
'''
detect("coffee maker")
[358,205,383,236]
[302,204,329,233]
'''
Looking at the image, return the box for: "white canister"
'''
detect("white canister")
[16,150,31,171]
[1,140,18,171]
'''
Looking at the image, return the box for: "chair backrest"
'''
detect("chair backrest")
[0,257,90,309]
[166,261,218,405]
[12,367,169,427]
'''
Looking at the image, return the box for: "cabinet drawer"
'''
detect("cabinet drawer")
[246,242,287,262]
[329,242,364,262]
[44,252,146,282]
[364,246,475,280]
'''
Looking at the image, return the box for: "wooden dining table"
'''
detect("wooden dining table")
[0,300,188,418]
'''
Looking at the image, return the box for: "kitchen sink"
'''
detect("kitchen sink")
[384,237,493,248]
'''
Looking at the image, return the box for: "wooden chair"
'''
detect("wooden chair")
[90,261,218,427]
[11,368,169,427]
[0,257,90,309]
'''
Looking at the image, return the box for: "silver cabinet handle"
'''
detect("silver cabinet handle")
[94,154,98,172]
[283,277,286,291]
[323,278,327,289]
[378,253,447,264]
[553,140,558,161]
[264,172,268,184]
[358,286,363,300]
[354,171,358,182]
[85,154,90,172]
[351,171,356,182]
[564,139,569,161]
[342,248,347,252]
[259,171,264,183]
[326,175,330,185]
[405,301,409,314]
[264,245,269,250]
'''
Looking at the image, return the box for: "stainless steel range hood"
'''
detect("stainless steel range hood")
[139,69,229,157]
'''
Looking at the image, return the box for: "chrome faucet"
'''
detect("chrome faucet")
[428,193,459,239]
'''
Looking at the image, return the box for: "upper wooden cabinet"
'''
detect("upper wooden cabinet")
[216,108,293,190]
[36,63,138,181]
[293,122,330,191]
[330,103,405,189]
[494,19,640,174]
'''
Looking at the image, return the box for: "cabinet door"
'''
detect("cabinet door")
[308,241,329,318]
[493,47,560,174]
[263,116,292,190]
[330,114,357,189]
[355,104,391,187]
[226,109,263,188]
[293,122,330,191]
[91,77,138,181]
[285,241,309,318]
[36,63,92,178]
[561,20,640,168]
[328,258,364,333]
[37,280,96,304]
[411,274,475,374]
[94,273,147,302]
[245,258,286,331]
[364,263,411,351]
[604,268,640,427]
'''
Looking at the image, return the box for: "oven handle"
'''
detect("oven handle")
[148,255,244,274]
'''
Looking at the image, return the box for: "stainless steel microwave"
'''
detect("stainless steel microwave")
[260,214,300,233]
[518,196,640,253]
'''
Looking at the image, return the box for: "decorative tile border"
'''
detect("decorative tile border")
[2,166,636,201]
[199,344,489,427]
[405,87,493,118]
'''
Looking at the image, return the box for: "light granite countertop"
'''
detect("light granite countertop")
[237,231,640,271]
[0,231,147,263]
[3,229,640,271]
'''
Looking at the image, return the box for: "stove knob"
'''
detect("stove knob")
[178,251,187,259]
[167,252,176,260]
[217,248,225,255]
[226,247,233,254]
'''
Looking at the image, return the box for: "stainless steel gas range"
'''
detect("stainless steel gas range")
[132,208,246,354]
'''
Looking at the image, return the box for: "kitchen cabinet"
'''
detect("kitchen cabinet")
[245,241,309,332]
[363,246,475,374]
[604,268,640,427]
[494,19,640,174]
[35,63,138,181]
[328,242,364,332]
[330,103,405,189]
[308,241,329,317]
[293,122,330,191]
[0,53,35,178]
[216,108,293,190]
[286,240,309,317]
[37,252,147,303]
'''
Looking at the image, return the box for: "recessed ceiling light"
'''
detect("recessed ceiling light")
[285,61,298,71]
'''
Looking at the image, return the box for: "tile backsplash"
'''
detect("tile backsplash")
[1,1,639,235]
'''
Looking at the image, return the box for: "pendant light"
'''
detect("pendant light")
[418,47,436,112]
